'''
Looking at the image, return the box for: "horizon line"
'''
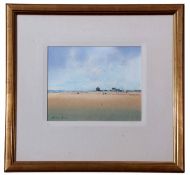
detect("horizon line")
[48,89,141,91]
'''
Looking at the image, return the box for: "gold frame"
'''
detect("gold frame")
[5,4,184,172]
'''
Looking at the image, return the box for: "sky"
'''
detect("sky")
[48,46,141,91]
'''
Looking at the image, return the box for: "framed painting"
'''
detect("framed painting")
[47,46,142,121]
[5,4,184,172]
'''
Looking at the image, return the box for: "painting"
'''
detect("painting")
[5,4,184,172]
[48,46,141,121]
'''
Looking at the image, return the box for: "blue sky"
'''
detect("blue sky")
[48,46,141,91]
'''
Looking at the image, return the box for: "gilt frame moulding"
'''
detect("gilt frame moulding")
[5,4,184,172]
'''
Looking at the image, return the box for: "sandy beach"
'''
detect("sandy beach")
[48,92,141,121]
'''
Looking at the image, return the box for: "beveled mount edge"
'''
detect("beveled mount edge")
[5,4,184,172]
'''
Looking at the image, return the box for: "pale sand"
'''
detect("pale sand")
[48,92,141,121]
[48,92,141,110]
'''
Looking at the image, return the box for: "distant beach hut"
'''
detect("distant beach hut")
[96,87,100,91]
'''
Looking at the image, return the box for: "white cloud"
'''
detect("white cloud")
[48,47,141,91]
